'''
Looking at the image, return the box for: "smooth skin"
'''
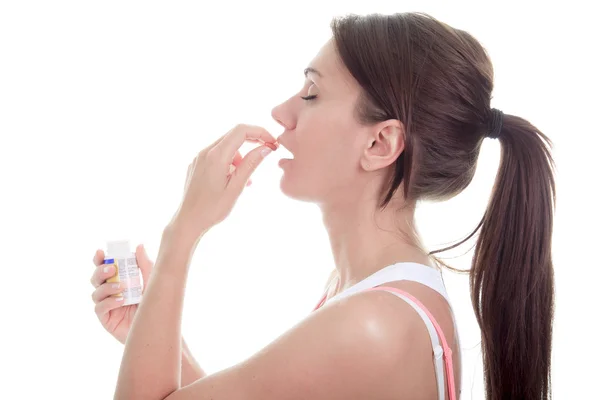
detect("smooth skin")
[103,123,458,400]
[90,246,207,386]
[89,138,263,384]
[93,37,461,399]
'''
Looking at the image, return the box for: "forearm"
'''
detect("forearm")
[115,228,197,399]
[181,338,207,386]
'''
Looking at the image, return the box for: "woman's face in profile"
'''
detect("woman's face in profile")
[271,39,372,205]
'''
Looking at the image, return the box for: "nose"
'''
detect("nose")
[271,97,297,132]
[271,104,286,129]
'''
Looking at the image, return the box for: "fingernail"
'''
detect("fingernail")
[115,296,124,301]
[112,283,120,289]
[261,147,272,157]
[103,266,113,273]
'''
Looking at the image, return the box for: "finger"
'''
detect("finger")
[95,296,125,317]
[93,249,105,267]
[92,281,126,304]
[214,124,277,164]
[207,128,273,152]
[90,264,117,288]
[229,164,253,184]
[232,150,243,167]
[244,137,279,148]
[230,145,272,192]
[226,150,244,179]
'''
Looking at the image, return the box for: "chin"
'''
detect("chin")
[278,171,319,203]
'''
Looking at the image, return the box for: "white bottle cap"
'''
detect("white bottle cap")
[106,240,131,258]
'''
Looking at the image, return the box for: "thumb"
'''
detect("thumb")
[230,145,272,190]
[135,244,154,285]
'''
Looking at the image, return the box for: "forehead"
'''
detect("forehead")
[308,39,357,94]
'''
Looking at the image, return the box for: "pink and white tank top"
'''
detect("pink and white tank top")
[312,262,461,400]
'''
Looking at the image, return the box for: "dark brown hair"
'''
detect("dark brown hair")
[331,12,555,399]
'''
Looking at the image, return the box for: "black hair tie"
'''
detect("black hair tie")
[487,108,504,139]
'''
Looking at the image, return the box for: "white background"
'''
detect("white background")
[0,1,597,398]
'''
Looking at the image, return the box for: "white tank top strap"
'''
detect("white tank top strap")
[365,286,455,400]
[317,262,460,400]
[326,262,451,304]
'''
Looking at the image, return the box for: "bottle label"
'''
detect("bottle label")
[103,254,143,306]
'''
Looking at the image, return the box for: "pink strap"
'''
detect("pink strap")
[312,292,327,312]
[312,286,456,399]
[366,286,457,400]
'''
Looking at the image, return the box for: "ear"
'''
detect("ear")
[361,120,405,171]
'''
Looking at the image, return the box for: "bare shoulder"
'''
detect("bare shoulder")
[169,288,438,400]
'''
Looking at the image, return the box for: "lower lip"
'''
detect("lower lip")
[278,158,293,167]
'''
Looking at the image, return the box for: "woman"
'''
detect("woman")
[89,12,555,399]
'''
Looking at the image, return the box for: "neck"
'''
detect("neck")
[320,193,434,295]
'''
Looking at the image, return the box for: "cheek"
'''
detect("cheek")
[303,134,358,187]
[305,114,349,154]
[295,109,361,183]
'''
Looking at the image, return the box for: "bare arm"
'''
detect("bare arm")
[114,230,193,399]
[179,271,334,388]
[181,338,206,386]
[115,230,424,399]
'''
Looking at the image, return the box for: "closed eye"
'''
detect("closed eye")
[300,81,318,101]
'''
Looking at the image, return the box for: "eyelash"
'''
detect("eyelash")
[301,94,318,101]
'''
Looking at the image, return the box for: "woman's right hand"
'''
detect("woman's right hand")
[90,244,154,344]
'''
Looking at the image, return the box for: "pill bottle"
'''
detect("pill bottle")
[103,240,143,306]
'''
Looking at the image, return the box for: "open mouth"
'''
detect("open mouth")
[278,150,294,160]
[277,145,294,168]
[275,140,294,158]
[277,147,294,167]
[275,137,295,168]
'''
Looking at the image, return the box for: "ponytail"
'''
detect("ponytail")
[329,11,557,398]
[472,115,555,398]
[431,114,556,398]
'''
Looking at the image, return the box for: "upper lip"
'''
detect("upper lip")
[276,136,294,155]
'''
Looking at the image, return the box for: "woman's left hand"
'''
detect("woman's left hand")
[168,124,278,242]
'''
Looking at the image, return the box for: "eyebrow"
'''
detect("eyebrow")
[304,67,323,78]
